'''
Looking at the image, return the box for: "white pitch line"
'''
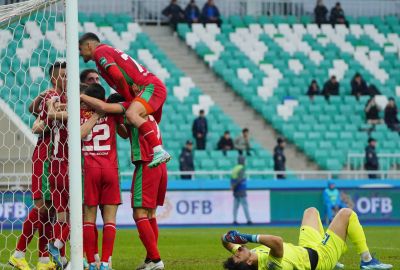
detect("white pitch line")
[369,246,400,251]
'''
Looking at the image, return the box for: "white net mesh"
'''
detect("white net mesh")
[0,1,68,268]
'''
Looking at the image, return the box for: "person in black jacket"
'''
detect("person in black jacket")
[192,109,208,150]
[273,138,286,179]
[364,96,382,125]
[351,73,368,99]
[179,140,195,179]
[330,2,348,26]
[384,97,400,132]
[307,79,320,100]
[365,138,379,179]
[201,0,221,26]
[322,75,340,100]
[185,0,201,24]
[217,131,234,155]
[314,0,328,26]
[162,0,185,30]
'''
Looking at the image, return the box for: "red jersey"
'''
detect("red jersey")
[93,44,164,101]
[41,91,68,161]
[80,109,118,168]
[117,102,162,163]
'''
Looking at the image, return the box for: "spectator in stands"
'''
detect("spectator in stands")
[234,128,251,156]
[322,75,339,100]
[231,155,252,225]
[330,2,348,26]
[179,140,195,179]
[364,96,382,125]
[367,84,381,96]
[162,0,185,30]
[217,131,234,155]
[384,97,400,132]
[192,109,208,150]
[314,0,328,26]
[80,69,100,85]
[365,138,379,179]
[201,0,222,26]
[273,138,286,179]
[185,0,201,24]
[307,79,320,100]
[323,180,346,225]
[351,73,368,99]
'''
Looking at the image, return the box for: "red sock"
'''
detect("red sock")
[138,121,161,149]
[101,223,116,263]
[83,222,96,263]
[38,212,50,257]
[54,222,70,246]
[94,226,99,255]
[135,218,160,260]
[149,218,158,243]
[16,208,39,252]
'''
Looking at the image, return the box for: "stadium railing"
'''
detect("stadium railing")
[2,170,399,189]
[130,0,400,25]
[347,153,400,170]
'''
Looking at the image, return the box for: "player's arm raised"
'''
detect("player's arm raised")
[80,94,124,114]
[80,112,101,139]
[221,234,238,253]
[29,91,48,115]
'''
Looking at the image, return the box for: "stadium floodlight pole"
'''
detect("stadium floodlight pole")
[65,0,83,268]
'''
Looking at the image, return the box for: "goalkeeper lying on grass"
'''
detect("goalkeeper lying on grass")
[222,207,392,270]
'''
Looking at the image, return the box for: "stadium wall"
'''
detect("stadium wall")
[2,180,400,228]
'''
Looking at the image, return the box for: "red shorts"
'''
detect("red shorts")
[134,81,166,123]
[49,160,69,213]
[31,143,52,200]
[131,161,167,209]
[83,167,122,206]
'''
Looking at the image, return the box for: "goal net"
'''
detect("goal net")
[0,0,78,269]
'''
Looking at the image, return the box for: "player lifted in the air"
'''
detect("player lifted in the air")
[80,84,128,270]
[222,207,392,270]
[81,92,167,270]
[78,32,170,168]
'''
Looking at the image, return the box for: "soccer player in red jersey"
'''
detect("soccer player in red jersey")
[81,92,167,270]
[80,84,128,270]
[38,62,70,269]
[78,32,170,169]
[8,68,60,270]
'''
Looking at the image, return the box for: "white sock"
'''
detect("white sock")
[153,145,163,152]
[94,253,100,263]
[54,239,64,249]
[361,251,373,262]
[61,257,68,265]
[108,256,112,264]
[13,251,25,258]
[38,257,50,263]
[101,262,109,267]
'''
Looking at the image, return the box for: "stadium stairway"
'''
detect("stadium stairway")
[143,25,319,171]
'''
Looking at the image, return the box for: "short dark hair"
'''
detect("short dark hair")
[242,128,249,133]
[224,131,230,135]
[48,61,66,77]
[84,83,105,101]
[223,257,256,270]
[107,93,125,103]
[199,109,205,114]
[79,32,100,45]
[80,69,98,83]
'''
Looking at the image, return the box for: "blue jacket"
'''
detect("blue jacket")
[192,117,208,137]
[202,4,220,20]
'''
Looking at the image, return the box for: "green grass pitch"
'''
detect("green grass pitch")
[0,227,399,269]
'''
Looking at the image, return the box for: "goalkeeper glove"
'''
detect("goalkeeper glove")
[224,230,259,244]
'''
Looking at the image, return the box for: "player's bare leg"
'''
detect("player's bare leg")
[126,102,170,168]
[133,208,164,270]
[83,206,98,270]
[328,208,392,270]
[100,205,118,270]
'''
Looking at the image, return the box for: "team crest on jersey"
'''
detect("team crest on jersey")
[82,110,93,118]
[99,57,107,66]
